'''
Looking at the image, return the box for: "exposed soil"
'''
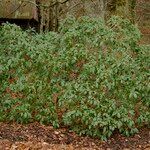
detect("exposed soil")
[0,122,149,150]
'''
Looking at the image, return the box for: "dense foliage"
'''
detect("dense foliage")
[0,16,149,140]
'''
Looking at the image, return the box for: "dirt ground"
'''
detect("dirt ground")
[0,122,149,150]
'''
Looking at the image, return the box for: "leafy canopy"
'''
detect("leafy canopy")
[0,16,149,140]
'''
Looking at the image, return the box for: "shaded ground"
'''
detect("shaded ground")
[0,122,149,150]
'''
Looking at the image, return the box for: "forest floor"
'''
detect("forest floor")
[0,122,149,150]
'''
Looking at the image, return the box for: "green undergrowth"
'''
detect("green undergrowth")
[0,16,149,140]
